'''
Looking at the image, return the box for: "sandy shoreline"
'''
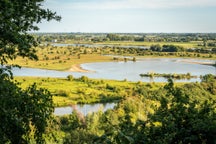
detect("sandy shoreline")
[68,64,94,73]
[180,60,215,66]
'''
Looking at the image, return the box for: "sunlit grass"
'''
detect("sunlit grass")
[95,41,200,48]
[14,76,167,107]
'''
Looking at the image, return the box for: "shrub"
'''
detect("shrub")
[67,75,74,81]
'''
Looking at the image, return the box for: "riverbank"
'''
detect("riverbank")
[68,64,94,73]
[68,57,215,73]
[180,60,215,67]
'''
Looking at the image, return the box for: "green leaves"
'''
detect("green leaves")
[145,80,216,144]
[0,0,61,65]
[0,0,60,143]
[0,76,53,143]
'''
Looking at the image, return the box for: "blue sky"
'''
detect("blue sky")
[38,0,216,33]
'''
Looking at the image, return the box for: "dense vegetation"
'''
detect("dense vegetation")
[12,73,216,143]
[40,76,216,143]
[0,0,60,143]
[0,73,54,143]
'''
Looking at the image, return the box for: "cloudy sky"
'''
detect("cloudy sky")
[38,0,216,33]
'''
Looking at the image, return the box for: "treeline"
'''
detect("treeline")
[34,33,216,44]
[48,75,216,143]
[150,44,216,53]
[37,44,216,62]
[150,44,184,52]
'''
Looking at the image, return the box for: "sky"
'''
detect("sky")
[37,0,216,33]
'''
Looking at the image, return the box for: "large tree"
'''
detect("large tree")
[0,0,60,143]
[0,0,61,65]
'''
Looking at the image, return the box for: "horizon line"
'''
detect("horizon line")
[30,32,216,34]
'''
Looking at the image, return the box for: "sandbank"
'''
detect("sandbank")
[181,60,215,66]
[68,64,94,73]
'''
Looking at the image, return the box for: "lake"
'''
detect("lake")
[12,58,215,82]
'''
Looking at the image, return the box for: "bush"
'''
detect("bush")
[79,76,89,82]
[67,75,74,81]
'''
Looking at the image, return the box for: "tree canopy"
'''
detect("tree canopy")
[0,0,60,143]
[0,0,61,65]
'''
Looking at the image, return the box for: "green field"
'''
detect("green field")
[15,75,216,108]
[9,48,112,71]
[95,41,201,48]
[15,76,167,107]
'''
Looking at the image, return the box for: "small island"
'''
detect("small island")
[140,72,198,80]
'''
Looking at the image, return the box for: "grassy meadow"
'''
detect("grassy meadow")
[95,41,201,48]
[8,45,113,71]
[14,76,167,107]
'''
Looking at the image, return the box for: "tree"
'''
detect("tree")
[201,74,215,83]
[150,44,162,52]
[144,80,216,144]
[0,75,53,143]
[67,75,74,81]
[0,0,60,143]
[0,0,61,65]
[162,45,184,52]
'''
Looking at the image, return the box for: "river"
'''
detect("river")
[12,58,215,82]
[12,58,215,115]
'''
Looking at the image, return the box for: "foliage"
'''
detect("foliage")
[0,0,61,65]
[67,75,74,81]
[144,79,216,143]
[0,75,54,143]
[201,74,216,82]
[58,78,216,144]
[0,0,60,143]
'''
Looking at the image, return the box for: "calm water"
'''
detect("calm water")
[12,58,215,115]
[12,58,215,82]
[54,103,116,116]
[52,43,149,49]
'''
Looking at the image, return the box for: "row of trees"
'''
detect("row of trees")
[150,44,216,53]
[35,33,216,44]
[150,44,184,52]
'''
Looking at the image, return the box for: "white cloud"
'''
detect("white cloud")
[48,0,216,10]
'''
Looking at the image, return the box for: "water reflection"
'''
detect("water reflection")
[54,103,116,116]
